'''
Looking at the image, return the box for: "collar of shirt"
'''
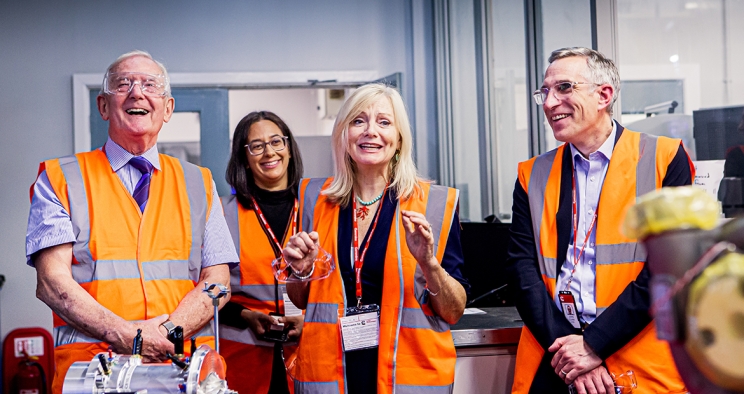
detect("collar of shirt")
[569,120,617,168]
[104,138,161,171]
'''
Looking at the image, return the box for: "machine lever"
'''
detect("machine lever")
[132,328,143,356]
[166,352,188,369]
[167,326,184,357]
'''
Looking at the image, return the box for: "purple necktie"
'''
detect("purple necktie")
[128,157,153,212]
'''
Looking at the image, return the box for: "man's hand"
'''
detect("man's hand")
[95,315,174,362]
[569,365,614,394]
[134,315,175,362]
[549,334,603,383]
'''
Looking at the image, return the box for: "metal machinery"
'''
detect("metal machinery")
[61,283,235,394]
[625,187,744,393]
[62,343,233,394]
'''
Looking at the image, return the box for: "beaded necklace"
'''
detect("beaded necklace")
[355,189,384,220]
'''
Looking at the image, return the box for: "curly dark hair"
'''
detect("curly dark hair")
[225,111,304,209]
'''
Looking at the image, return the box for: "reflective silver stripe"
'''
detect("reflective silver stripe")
[595,243,646,265]
[394,384,454,394]
[221,195,240,252]
[305,302,338,324]
[194,322,215,337]
[301,178,327,232]
[77,260,140,283]
[74,259,195,283]
[425,185,457,260]
[637,134,658,198]
[400,307,449,333]
[542,258,558,279]
[221,195,245,289]
[59,156,95,282]
[55,322,213,348]
[232,284,277,301]
[414,186,457,304]
[527,150,559,279]
[294,381,340,394]
[141,260,191,280]
[392,204,405,390]
[219,324,272,347]
[182,161,208,283]
[54,326,100,347]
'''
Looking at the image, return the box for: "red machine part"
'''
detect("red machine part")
[3,327,54,394]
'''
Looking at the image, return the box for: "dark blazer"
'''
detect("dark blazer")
[505,122,693,393]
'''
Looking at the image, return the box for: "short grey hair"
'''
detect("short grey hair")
[100,50,171,97]
[548,47,619,115]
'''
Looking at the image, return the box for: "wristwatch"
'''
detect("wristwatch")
[160,320,177,336]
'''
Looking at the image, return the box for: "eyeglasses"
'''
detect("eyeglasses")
[103,72,169,97]
[533,81,599,105]
[245,136,289,156]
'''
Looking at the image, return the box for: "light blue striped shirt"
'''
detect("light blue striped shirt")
[553,122,616,324]
[26,138,238,268]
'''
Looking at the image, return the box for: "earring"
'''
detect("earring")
[394,151,400,163]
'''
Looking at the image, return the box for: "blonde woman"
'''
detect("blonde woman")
[282,84,468,394]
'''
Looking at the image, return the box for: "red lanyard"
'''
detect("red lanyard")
[566,170,598,291]
[250,196,298,256]
[351,190,386,307]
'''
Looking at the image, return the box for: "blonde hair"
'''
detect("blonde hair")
[323,83,423,206]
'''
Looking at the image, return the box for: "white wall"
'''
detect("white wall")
[618,0,744,110]
[0,0,426,342]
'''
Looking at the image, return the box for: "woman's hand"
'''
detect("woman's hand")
[279,315,305,341]
[401,210,436,268]
[401,209,466,324]
[282,231,320,277]
[240,309,275,337]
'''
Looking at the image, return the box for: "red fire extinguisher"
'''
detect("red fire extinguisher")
[2,327,54,394]
[12,352,47,394]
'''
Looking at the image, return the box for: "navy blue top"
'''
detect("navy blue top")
[337,189,468,393]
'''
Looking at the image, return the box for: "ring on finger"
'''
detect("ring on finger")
[560,370,567,376]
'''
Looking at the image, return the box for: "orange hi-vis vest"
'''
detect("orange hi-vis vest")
[292,178,459,394]
[40,149,215,394]
[219,195,296,394]
[512,130,690,394]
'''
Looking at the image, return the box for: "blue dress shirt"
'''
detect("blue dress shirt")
[553,122,616,324]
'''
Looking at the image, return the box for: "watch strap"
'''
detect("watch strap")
[161,320,176,334]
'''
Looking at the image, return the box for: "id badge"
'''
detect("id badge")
[281,287,303,317]
[340,304,380,352]
[558,291,581,329]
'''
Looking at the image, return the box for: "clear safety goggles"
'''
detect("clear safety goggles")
[103,72,169,97]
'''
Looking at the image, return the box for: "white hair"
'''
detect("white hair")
[100,50,171,97]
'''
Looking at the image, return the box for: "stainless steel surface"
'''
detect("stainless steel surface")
[451,307,523,347]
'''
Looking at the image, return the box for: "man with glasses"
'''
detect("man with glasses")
[507,47,693,394]
[26,50,238,394]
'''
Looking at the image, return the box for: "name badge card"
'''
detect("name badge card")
[558,291,581,329]
[281,287,303,317]
[340,304,380,351]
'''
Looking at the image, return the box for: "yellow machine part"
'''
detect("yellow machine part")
[623,186,720,239]
[686,252,744,391]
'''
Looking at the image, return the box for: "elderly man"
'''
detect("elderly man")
[506,47,693,394]
[26,50,238,394]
